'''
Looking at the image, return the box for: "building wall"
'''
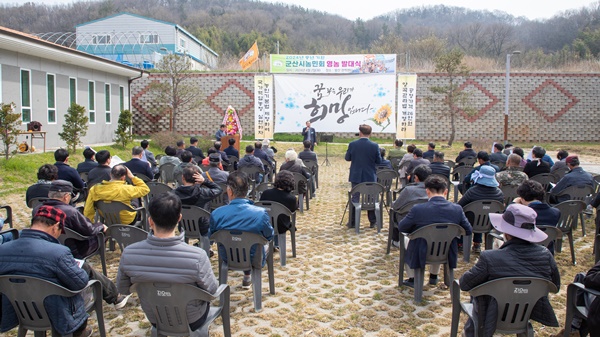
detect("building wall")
[131,72,600,142]
[0,49,131,149]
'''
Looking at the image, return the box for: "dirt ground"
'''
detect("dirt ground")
[3,154,598,336]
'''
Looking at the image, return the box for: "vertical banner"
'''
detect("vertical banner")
[397,74,418,139]
[255,75,274,139]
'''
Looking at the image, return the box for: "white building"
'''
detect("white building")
[0,25,143,150]
[75,12,219,71]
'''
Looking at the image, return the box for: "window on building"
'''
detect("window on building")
[92,34,111,45]
[47,74,56,124]
[105,83,111,124]
[119,86,125,111]
[179,38,186,49]
[69,77,77,104]
[88,81,95,124]
[20,69,31,123]
[139,33,159,44]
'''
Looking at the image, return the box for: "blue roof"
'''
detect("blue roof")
[76,12,219,57]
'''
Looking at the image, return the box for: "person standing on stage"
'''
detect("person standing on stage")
[302,121,317,151]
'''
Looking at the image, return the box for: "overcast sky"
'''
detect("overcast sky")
[0,0,597,21]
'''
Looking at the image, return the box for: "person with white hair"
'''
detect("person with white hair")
[280,149,312,195]
[262,139,276,161]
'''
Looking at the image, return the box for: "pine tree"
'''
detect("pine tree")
[58,103,89,154]
[114,109,133,148]
[0,103,22,160]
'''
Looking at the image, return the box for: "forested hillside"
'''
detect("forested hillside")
[1,0,600,71]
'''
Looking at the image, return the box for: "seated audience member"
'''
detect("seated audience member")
[455,141,477,163]
[503,143,513,155]
[201,148,224,170]
[117,193,218,331]
[175,140,186,159]
[280,149,312,195]
[388,139,406,158]
[405,148,429,180]
[224,137,239,159]
[84,165,150,225]
[489,143,508,164]
[549,155,595,204]
[172,166,222,212]
[174,150,201,180]
[550,150,569,175]
[398,175,472,287]
[26,164,58,206]
[458,165,504,253]
[398,144,416,181]
[0,206,91,337]
[186,137,205,160]
[298,140,318,162]
[496,154,528,187]
[523,146,551,178]
[238,144,265,181]
[141,140,159,176]
[428,151,450,178]
[159,146,182,166]
[391,165,431,248]
[262,139,276,162]
[87,150,112,187]
[254,141,274,171]
[512,147,527,168]
[461,151,500,192]
[422,142,435,160]
[54,148,85,199]
[77,147,98,173]
[569,260,600,335]
[379,148,393,169]
[209,171,274,288]
[459,203,560,337]
[37,180,130,308]
[124,146,154,180]
[213,141,230,165]
[259,171,298,249]
[203,153,229,184]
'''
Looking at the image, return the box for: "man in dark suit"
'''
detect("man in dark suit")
[429,151,451,178]
[123,146,154,180]
[455,141,477,163]
[87,150,112,187]
[186,137,205,161]
[302,121,317,151]
[345,124,382,228]
[406,148,430,180]
[223,138,239,159]
[76,147,98,174]
[298,140,318,162]
[422,142,435,160]
[398,175,472,287]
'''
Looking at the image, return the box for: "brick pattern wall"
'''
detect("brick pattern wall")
[131,73,600,142]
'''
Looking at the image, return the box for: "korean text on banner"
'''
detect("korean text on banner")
[239,41,259,71]
[270,54,396,74]
[396,74,417,140]
[274,74,396,133]
[255,75,274,139]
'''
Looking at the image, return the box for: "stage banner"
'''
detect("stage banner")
[274,74,396,133]
[270,54,396,74]
[255,75,274,139]
[396,74,417,139]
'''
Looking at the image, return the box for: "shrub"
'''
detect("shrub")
[59,103,88,154]
[114,109,133,148]
[0,102,22,160]
[150,131,183,151]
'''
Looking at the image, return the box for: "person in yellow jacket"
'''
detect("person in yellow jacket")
[84,165,150,225]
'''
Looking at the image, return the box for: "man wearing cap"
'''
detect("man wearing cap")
[459,203,560,337]
[0,206,91,337]
[549,155,595,204]
[203,153,229,184]
[84,165,150,225]
[458,165,504,253]
[398,175,472,288]
[36,180,130,309]
[172,166,222,211]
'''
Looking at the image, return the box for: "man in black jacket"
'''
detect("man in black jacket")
[459,203,560,337]
[172,167,222,215]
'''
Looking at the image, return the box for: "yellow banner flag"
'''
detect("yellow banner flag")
[239,41,259,71]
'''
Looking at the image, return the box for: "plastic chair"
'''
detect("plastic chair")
[0,275,106,337]
[553,200,586,265]
[0,228,19,241]
[386,198,427,254]
[179,205,212,257]
[398,160,412,188]
[398,223,466,303]
[159,163,177,186]
[133,172,152,182]
[95,200,147,251]
[210,230,275,312]
[252,182,274,201]
[462,200,505,262]
[389,157,402,171]
[260,158,274,182]
[552,167,569,181]
[134,282,231,337]
[209,183,229,211]
[58,227,107,276]
[444,160,456,169]
[457,156,477,167]
[552,185,595,236]
[596,234,600,264]
[536,225,564,250]
[255,200,297,266]
[530,173,556,192]
[377,169,399,207]
[302,159,319,189]
[499,184,519,207]
[27,197,49,209]
[292,172,310,212]
[238,166,265,195]
[79,171,89,183]
[491,161,505,170]
[348,182,385,234]
[106,224,148,251]
[227,156,239,172]
[0,204,13,228]
[451,165,473,194]
[450,277,558,337]
[563,282,600,337]
[145,181,173,208]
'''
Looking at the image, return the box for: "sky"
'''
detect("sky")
[0,0,597,21]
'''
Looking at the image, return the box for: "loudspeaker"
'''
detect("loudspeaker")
[27,121,42,131]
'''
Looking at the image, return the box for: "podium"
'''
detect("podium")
[221,134,240,152]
